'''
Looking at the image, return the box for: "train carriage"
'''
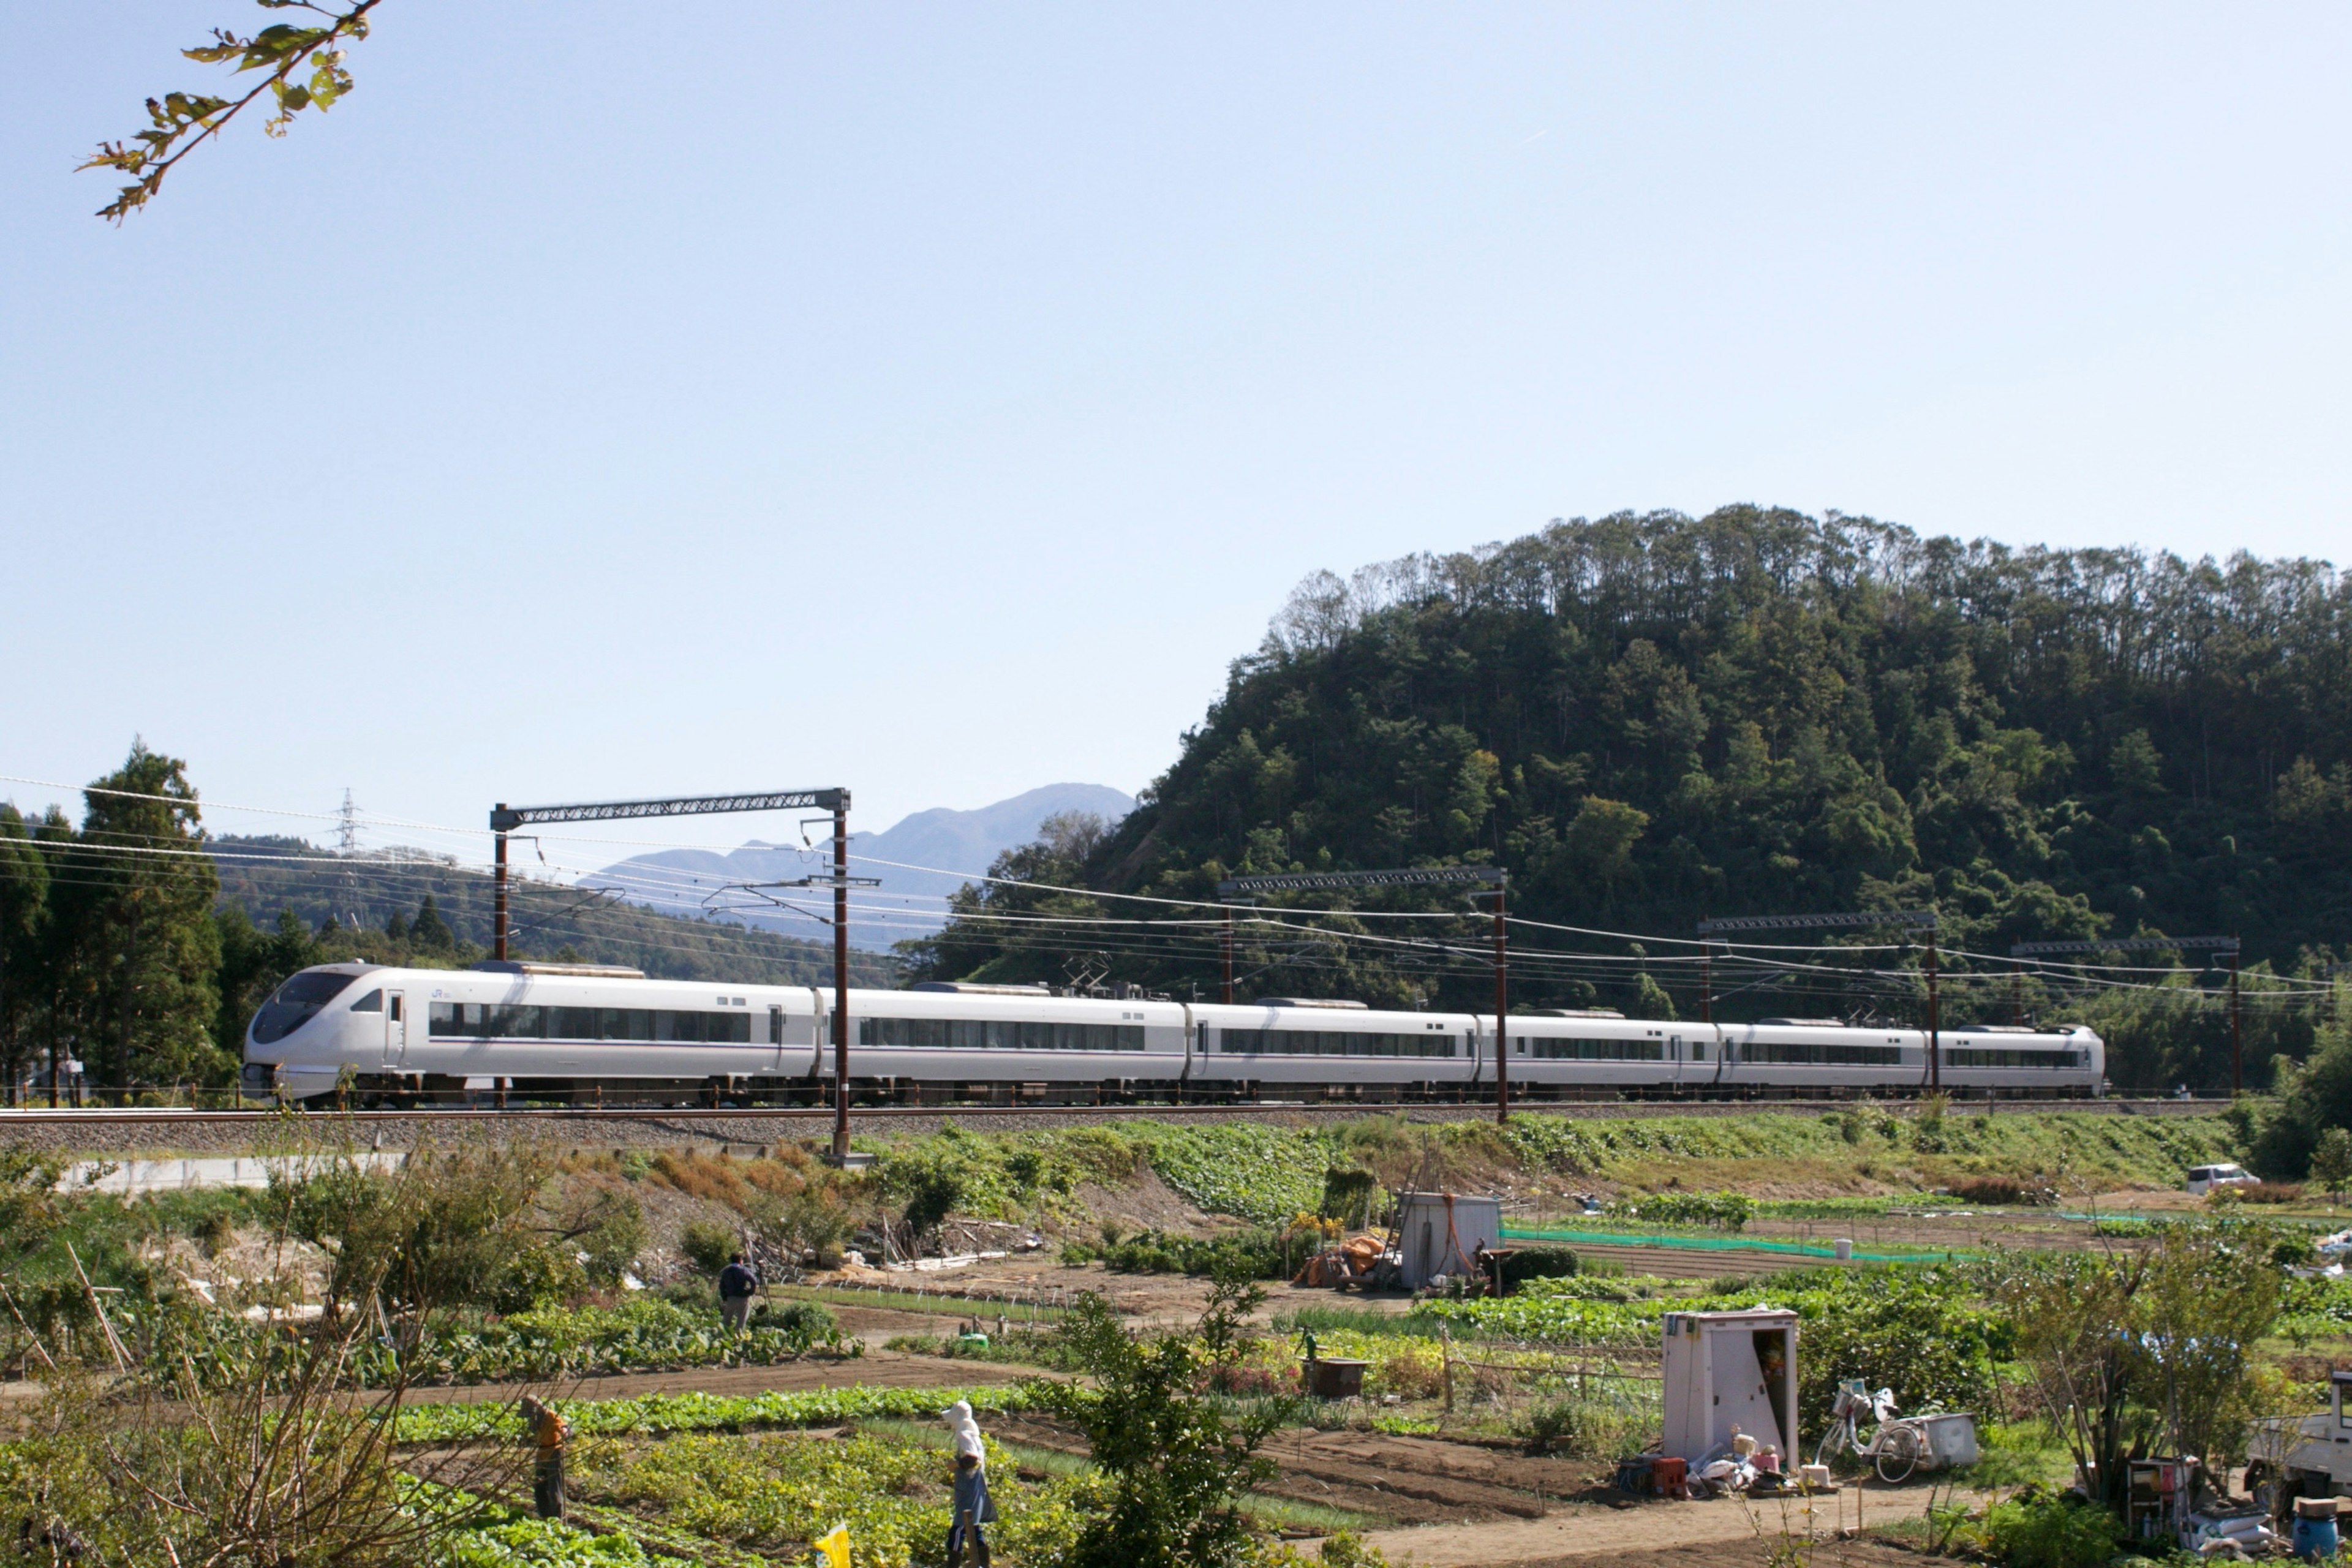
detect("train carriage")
[243,960,2107,1105]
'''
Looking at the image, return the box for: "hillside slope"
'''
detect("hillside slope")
[916,508,2352,1087]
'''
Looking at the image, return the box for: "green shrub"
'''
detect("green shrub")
[1096,1227,1289,1279]
[1495,1245,1580,1291]
[759,1300,836,1341]
[1971,1491,2124,1568]
[489,1243,587,1313]
[679,1220,737,1275]
[1945,1177,2056,1207]
[1604,1191,1751,1231]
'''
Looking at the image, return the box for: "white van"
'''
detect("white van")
[2187,1163,2256,1197]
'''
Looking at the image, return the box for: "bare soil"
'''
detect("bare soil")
[1354,1476,1977,1564]
[397,1346,1031,1406]
[1354,1518,1933,1567]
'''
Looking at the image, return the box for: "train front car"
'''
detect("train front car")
[1934,1023,2105,1098]
[246,961,827,1105]
[241,962,389,1101]
[1186,998,1481,1101]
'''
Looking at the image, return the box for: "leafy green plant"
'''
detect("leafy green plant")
[1494,1245,1580,1290]
[679,1220,737,1275]
[1968,1490,2125,1568]
[1603,1191,1751,1231]
[394,1382,1039,1444]
[1040,1273,1298,1568]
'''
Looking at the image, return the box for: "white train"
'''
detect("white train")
[241,960,2106,1104]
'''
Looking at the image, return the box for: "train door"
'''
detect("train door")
[383,991,408,1072]
[1669,1033,1685,1089]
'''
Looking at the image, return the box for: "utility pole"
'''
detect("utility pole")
[1700,938,1713,1026]
[492,807,510,961]
[1221,905,1234,1005]
[1924,940,1941,1092]
[700,793,876,1166]
[1490,874,1509,1125]
[832,794,852,1163]
[2231,937,2242,1096]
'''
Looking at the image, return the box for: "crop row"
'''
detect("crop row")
[396,1382,1041,1445]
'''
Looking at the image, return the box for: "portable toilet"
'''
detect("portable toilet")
[1662,1307,1800,1463]
[1396,1193,1502,1289]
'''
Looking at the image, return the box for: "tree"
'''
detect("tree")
[1041,1265,1292,1568]
[408,894,454,951]
[48,744,227,1090]
[2004,1224,2283,1521]
[2252,1016,2352,1178]
[83,1,383,222]
[2313,1127,2352,1205]
[213,905,325,1063]
[0,806,52,1102]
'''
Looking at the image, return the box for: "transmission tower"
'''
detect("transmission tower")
[337,789,359,855]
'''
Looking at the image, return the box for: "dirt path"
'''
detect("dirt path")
[1361,1534,1931,1568]
[1355,1480,1971,1564]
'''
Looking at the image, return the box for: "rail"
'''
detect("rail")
[0,1096,2218,1128]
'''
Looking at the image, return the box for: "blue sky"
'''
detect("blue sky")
[4,4,2350,875]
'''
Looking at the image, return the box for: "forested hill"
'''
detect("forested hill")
[913,509,2352,1078]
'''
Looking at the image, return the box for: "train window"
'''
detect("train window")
[350,990,383,1012]
[857,1017,1146,1051]
[1944,1048,2084,1069]
[1218,1030,1458,1058]
[1524,1038,1664,1061]
[251,970,358,1043]
[549,1007,600,1039]
[1690,1042,1708,1060]
[1740,1042,1901,1065]
[428,1003,548,1039]
[601,1009,655,1041]
[388,995,402,1022]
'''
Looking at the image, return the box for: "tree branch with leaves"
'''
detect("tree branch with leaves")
[82,0,383,222]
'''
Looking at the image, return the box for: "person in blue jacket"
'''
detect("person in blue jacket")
[717,1252,760,1332]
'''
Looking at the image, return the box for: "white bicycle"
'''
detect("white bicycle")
[1815,1379,1933,1484]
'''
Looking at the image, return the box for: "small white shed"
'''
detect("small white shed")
[1396,1193,1502,1289]
[1662,1306,1800,1464]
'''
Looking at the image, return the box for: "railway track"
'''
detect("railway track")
[0,1096,2218,1128]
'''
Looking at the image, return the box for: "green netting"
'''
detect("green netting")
[1501,1224,1956,1264]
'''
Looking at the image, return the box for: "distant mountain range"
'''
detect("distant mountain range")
[581,783,1134,951]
